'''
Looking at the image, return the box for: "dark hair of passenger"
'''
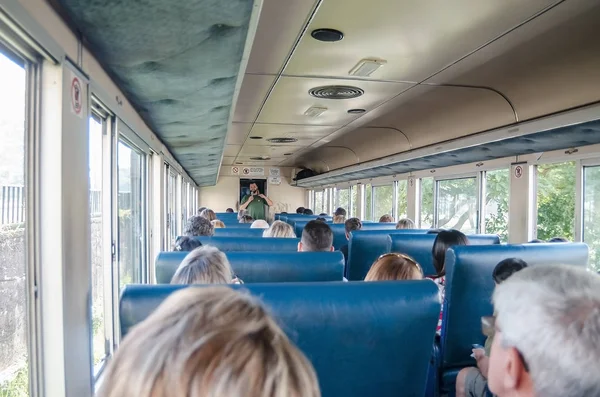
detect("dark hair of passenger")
[549,237,569,243]
[281,211,288,214]
[319,213,327,216]
[492,258,528,284]
[379,214,394,223]
[432,229,469,277]
[184,215,215,237]
[344,217,362,235]
[296,207,305,214]
[334,207,347,217]
[303,208,314,215]
[427,229,443,235]
[197,206,206,214]
[225,208,234,213]
[528,238,545,243]
[300,220,334,252]
[240,215,254,224]
[173,236,202,252]
[315,217,327,222]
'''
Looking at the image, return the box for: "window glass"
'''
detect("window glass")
[373,185,393,221]
[314,190,324,214]
[117,141,146,287]
[484,169,509,242]
[420,177,434,228]
[436,177,478,234]
[351,185,358,218]
[396,180,408,220]
[167,171,178,244]
[181,181,188,228]
[365,184,373,221]
[88,115,107,366]
[583,165,600,272]
[536,162,575,241]
[337,188,350,214]
[0,51,29,396]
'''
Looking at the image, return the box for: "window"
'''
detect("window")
[0,50,29,396]
[351,185,359,218]
[181,181,189,228]
[436,177,478,234]
[420,177,434,228]
[396,180,408,220]
[365,184,373,221]
[484,169,509,242]
[336,188,350,214]
[314,190,324,214]
[583,165,600,272]
[536,162,575,241]
[166,169,178,245]
[117,140,146,287]
[373,185,394,221]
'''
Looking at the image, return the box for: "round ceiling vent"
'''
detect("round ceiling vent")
[284,153,292,156]
[309,85,364,100]
[250,156,271,161]
[267,137,298,143]
[348,108,366,114]
[249,136,262,140]
[311,28,344,42]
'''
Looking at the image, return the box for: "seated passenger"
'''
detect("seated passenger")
[250,219,269,229]
[334,207,347,217]
[364,253,423,281]
[333,215,346,224]
[296,207,305,214]
[240,215,254,224]
[456,258,528,397]
[396,218,415,229]
[340,218,362,264]
[263,220,296,238]
[97,287,320,397]
[200,208,217,222]
[379,214,394,223]
[197,206,206,214]
[528,239,545,243]
[211,220,225,229]
[298,220,334,252]
[225,207,234,213]
[487,265,600,397]
[173,236,202,252]
[237,209,247,221]
[315,217,327,222]
[184,215,214,237]
[303,208,314,215]
[431,229,469,334]
[170,246,236,285]
[548,236,569,242]
[319,213,328,217]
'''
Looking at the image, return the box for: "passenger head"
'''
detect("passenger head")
[315,217,327,222]
[432,229,469,277]
[528,239,545,243]
[303,208,314,215]
[184,215,214,237]
[97,287,321,397]
[334,207,347,217]
[488,265,600,397]
[170,246,233,285]
[199,208,217,222]
[549,237,569,243]
[299,220,334,252]
[197,206,206,214]
[492,258,528,284]
[211,220,225,229]
[296,207,305,214]
[333,215,346,224]
[263,220,296,238]
[365,253,423,281]
[396,218,415,229]
[225,208,234,213]
[173,236,202,252]
[250,219,269,229]
[237,209,247,220]
[240,215,254,224]
[379,214,394,223]
[344,217,362,240]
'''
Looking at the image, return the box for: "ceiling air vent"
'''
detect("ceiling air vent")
[250,156,271,161]
[267,137,298,143]
[309,85,364,100]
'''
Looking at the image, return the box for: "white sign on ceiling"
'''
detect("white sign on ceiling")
[242,167,265,177]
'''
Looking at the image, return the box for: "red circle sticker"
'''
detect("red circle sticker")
[71,77,82,114]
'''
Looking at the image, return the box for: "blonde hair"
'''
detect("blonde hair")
[395,218,415,229]
[333,215,346,224]
[379,214,394,223]
[211,219,225,228]
[97,287,321,397]
[200,208,217,222]
[263,220,296,238]
[171,246,233,285]
[251,219,270,229]
[364,253,423,281]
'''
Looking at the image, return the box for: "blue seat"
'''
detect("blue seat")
[438,243,589,394]
[215,212,238,220]
[120,281,441,397]
[212,222,252,228]
[213,228,265,237]
[390,234,501,277]
[194,236,300,251]
[155,251,344,283]
[284,215,333,225]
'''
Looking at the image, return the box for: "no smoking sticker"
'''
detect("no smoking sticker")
[71,75,83,118]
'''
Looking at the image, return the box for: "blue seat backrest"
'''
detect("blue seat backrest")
[194,237,300,251]
[284,215,333,225]
[215,212,238,220]
[212,222,252,228]
[155,251,344,283]
[120,281,441,397]
[441,243,589,373]
[390,234,501,277]
[346,229,429,280]
[213,228,265,237]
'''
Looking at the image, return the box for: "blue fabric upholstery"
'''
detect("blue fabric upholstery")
[155,251,344,283]
[213,228,265,237]
[390,234,501,277]
[439,243,589,392]
[195,236,300,251]
[283,215,333,225]
[212,222,252,228]
[120,281,441,397]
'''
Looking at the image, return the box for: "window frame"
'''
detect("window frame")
[433,172,481,233]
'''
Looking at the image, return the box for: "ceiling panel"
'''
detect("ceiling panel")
[221,156,236,165]
[234,156,286,166]
[227,123,253,145]
[232,74,277,122]
[248,123,337,143]
[257,76,412,125]
[224,144,242,157]
[283,0,558,82]
[239,145,304,157]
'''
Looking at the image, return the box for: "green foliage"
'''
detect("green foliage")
[583,166,600,272]
[485,169,510,242]
[365,184,373,220]
[536,162,575,241]
[373,185,394,220]
[397,180,408,218]
[0,364,28,397]
[351,186,359,217]
[337,188,350,211]
[420,178,434,228]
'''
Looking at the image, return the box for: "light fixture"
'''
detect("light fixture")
[250,156,271,160]
[268,137,298,143]
[347,108,366,114]
[304,106,328,117]
[311,28,344,42]
[348,58,387,77]
[249,136,262,140]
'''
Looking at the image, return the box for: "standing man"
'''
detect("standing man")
[239,182,273,221]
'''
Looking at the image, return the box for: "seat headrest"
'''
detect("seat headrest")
[194,237,300,251]
[120,281,441,397]
[155,251,344,283]
[213,228,265,237]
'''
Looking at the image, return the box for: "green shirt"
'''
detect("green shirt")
[241,195,268,220]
